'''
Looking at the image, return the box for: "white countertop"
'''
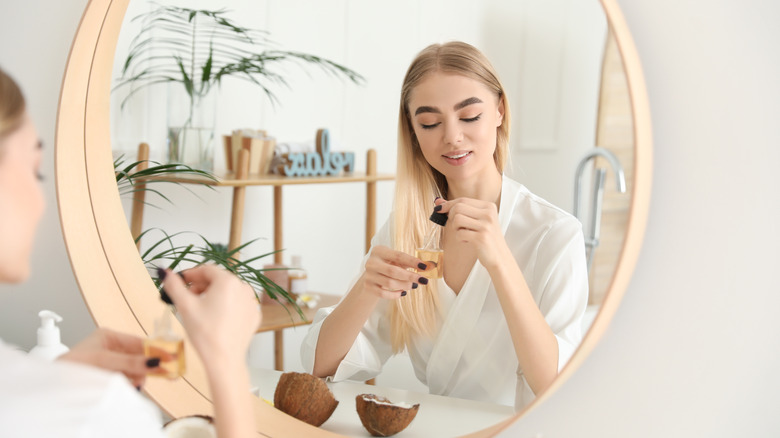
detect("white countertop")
[250,368,516,437]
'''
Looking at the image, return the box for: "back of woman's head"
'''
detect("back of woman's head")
[0,67,26,148]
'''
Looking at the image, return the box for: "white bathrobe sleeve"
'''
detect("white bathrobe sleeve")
[534,216,588,371]
[493,179,588,409]
[300,220,395,382]
[513,214,588,409]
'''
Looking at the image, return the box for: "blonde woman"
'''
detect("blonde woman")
[302,41,588,409]
[0,67,258,437]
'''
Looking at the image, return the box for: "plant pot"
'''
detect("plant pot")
[167,84,216,171]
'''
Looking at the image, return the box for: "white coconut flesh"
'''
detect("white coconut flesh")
[163,416,217,438]
[361,394,414,409]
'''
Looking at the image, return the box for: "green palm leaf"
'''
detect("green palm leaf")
[114,4,364,110]
[137,229,303,319]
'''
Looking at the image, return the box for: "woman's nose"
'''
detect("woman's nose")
[443,122,463,145]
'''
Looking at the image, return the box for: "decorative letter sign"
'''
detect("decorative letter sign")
[279,129,354,177]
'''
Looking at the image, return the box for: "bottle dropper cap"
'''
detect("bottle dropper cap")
[156,267,187,305]
[156,267,174,305]
[429,211,448,226]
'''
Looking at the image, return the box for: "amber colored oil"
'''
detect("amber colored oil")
[415,248,443,279]
[144,336,185,379]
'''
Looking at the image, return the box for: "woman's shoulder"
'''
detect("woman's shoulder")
[0,338,132,399]
[502,176,581,231]
[0,339,163,436]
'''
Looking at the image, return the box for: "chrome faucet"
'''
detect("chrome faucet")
[573,147,627,273]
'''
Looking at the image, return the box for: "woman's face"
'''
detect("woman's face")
[408,72,504,186]
[0,113,44,283]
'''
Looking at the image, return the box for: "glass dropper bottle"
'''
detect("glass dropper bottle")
[415,210,448,279]
[144,248,190,379]
[144,300,185,379]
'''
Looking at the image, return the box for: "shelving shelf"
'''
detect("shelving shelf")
[150,171,393,186]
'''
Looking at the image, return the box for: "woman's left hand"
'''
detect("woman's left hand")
[58,328,161,389]
[434,197,508,269]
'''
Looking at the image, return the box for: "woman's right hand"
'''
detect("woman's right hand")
[160,265,260,370]
[361,245,430,300]
[311,246,429,378]
[161,265,260,437]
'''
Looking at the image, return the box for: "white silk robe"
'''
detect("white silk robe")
[301,176,588,409]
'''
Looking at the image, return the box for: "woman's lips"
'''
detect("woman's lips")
[442,151,472,165]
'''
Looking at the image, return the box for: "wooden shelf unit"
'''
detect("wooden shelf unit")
[130,144,394,370]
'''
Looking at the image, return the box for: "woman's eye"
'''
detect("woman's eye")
[461,114,482,123]
[420,122,440,130]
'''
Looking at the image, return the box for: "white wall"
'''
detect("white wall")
[504,1,780,436]
[2,0,779,437]
[0,0,96,348]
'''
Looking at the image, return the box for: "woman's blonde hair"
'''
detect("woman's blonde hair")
[389,41,511,352]
[0,67,26,149]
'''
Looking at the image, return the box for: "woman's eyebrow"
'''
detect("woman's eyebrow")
[415,105,439,116]
[414,97,483,116]
[453,97,482,110]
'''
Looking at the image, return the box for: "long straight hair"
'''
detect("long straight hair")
[389,42,511,352]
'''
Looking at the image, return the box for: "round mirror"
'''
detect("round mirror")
[55,0,651,435]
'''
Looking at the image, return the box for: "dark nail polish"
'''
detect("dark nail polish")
[159,289,173,305]
[412,283,418,289]
[418,277,429,285]
[401,291,407,297]
[155,268,173,305]
[156,267,167,281]
[434,196,441,202]
[417,262,428,270]
[433,204,443,212]
[136,385,142,392]
[146,357,161,368]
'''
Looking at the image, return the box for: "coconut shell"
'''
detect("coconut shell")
[355,394,420,437]
[273,372,339,427]
[163,415,216,438]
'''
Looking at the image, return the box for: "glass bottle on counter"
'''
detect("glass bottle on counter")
[288,255,308,299]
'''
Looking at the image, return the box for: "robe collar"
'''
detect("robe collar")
[426,175,521,395]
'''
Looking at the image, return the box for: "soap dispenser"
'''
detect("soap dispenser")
[28,310,70,360]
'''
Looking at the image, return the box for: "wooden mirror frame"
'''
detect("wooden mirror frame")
[55,0,651,435]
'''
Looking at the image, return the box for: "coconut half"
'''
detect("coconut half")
[355,394,420,437]
[163,415,216,438]
[273,371,339,426]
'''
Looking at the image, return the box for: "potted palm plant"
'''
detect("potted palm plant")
[114,3,365,171]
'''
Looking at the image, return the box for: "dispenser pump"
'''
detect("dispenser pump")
[28,310,70,360]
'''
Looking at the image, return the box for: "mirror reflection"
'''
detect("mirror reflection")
[110,0,632,435]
